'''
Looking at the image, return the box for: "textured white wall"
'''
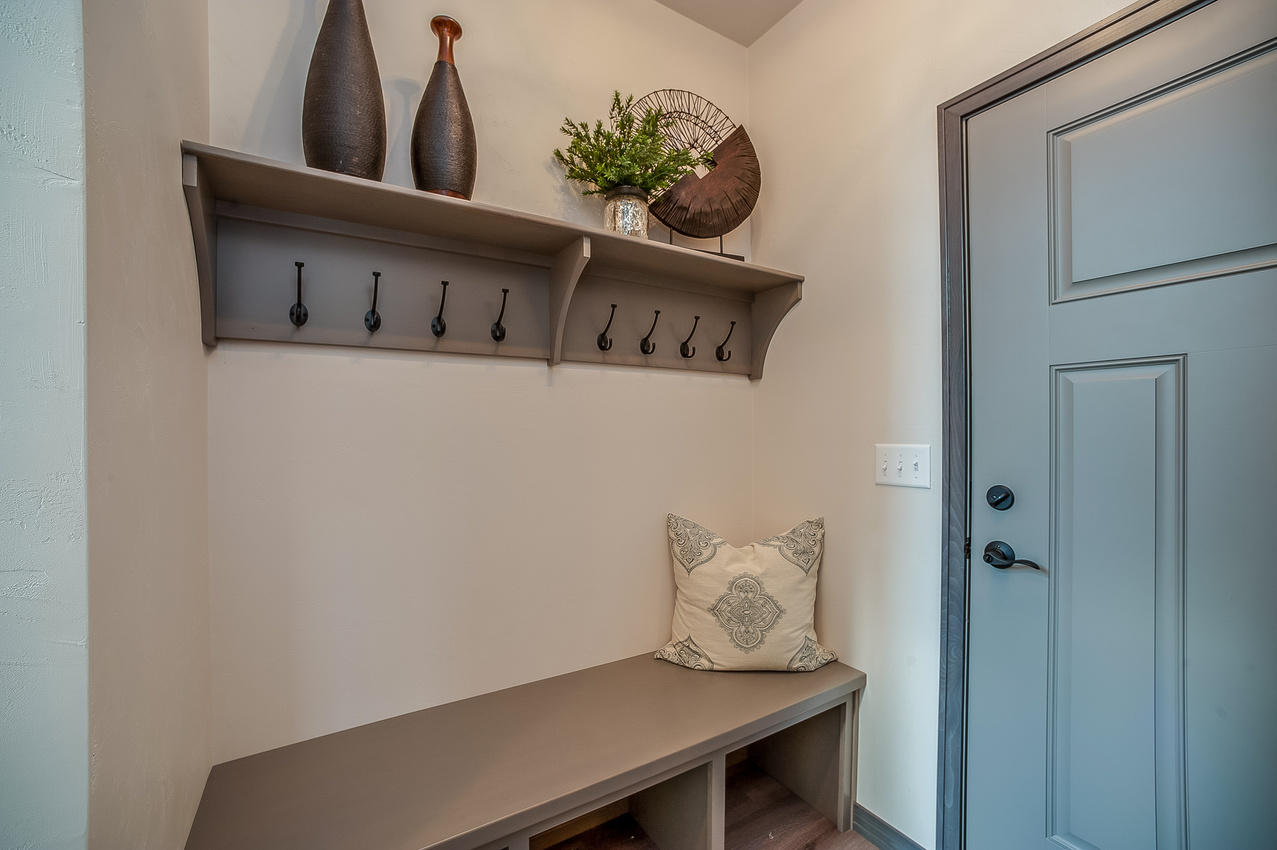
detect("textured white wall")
[83,0,212,846]
[206,0,755,762]
[747,0,1131,846]
[0,1,89,847]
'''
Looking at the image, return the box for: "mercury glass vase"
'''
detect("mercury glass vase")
[603,186,650,238]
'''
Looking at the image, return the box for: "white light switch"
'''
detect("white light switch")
[875,444,931,489]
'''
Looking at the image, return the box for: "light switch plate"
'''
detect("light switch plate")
[875,444,931,488]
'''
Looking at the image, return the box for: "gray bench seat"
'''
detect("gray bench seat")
[185,653,866,850]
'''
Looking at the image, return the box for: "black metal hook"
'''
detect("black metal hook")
[716,321,736,362]
[364,271,382,332]
[490,288,509,342]
[431,280,449,338]
[640,310,661,355]
[597,303,617,352]
[290,261,308,327]
[680,315,700,359]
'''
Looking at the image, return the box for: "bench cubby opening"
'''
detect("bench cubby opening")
[531,761,713,850]
[723,703,857,850]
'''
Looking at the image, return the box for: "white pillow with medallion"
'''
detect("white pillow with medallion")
[655,514,837,672]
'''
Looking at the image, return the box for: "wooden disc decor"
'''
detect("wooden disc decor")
[631,90,761,239]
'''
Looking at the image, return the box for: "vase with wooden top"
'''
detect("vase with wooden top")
[301,0,387,180]
[411,15,477,199]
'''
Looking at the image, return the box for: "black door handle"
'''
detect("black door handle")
[983,540,1042,571]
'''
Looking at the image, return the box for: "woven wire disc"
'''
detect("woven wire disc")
[631,90,761,239]
[632,89,736,156]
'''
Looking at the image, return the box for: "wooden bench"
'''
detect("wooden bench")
[185,653,866,850]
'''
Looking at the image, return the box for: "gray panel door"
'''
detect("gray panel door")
[966,2,1277,848]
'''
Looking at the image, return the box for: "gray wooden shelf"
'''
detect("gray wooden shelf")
[184,654,865,850]
[181,142,804,379]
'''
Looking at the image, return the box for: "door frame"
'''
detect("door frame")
[934,2,1213,848]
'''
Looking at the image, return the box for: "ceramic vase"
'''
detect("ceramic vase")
[302,0,387,180]
[604,187,650,239]
[411,16,477,199]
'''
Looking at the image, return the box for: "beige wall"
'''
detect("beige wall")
[209,0,750,257]
[83,0,212,846]
[206,0,756,762]
[208,350,754,760]
[0,2,90,847]
[747,0,1131,845]
[198,0,1145,844]
[0,0,1150,847]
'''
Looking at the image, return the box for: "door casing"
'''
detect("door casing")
[934,2,1216,848]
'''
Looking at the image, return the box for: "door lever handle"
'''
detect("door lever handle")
[983,540,1042,571]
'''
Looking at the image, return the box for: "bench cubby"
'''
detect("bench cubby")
[530,762,714,850]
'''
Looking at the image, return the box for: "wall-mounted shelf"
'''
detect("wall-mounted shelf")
[181,142,803,379]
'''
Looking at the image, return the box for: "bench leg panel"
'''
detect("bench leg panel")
[630,760,713,850]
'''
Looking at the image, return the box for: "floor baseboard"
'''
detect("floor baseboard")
[853,804,925,850]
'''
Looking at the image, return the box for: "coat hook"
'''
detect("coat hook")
[597,303,617,351]
[431,280,449,338]
[640,310,661,355]
[290,261,308,327]
[716,321,736,362]
[365,271,382,332]
[491,288,509,342]
[680,315,700,359]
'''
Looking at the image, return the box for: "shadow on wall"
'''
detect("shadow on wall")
[543,151,605,224]
[241,0,318,164]
[385,77,420,188]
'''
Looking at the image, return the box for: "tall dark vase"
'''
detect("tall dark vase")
[411,16,477,199]
[302,0,387,180]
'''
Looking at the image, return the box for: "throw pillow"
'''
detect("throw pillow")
[655,514,837,672]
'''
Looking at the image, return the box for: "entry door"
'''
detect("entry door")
[966,1,1277,848]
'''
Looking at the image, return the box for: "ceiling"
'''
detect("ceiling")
[651,0,806,47]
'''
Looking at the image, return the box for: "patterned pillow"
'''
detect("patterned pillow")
[655,514,837,672]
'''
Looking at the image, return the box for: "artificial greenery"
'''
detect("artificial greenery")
[554,91,711,197]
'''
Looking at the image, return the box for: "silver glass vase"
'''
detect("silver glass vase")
[603,186,649,238]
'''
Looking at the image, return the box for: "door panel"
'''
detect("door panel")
[1049,361,1183,850]
[966,1,1277,848]
[1053,44,1277,300]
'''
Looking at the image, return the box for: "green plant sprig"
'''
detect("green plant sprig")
[554,92,711,197]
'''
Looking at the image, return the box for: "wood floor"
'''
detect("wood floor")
[543,763,880,850]
[725,764,880,850]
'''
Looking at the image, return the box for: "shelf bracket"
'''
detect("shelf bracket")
[750,281,802,380]
[182,153,218,347]
[548,235,591,366]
